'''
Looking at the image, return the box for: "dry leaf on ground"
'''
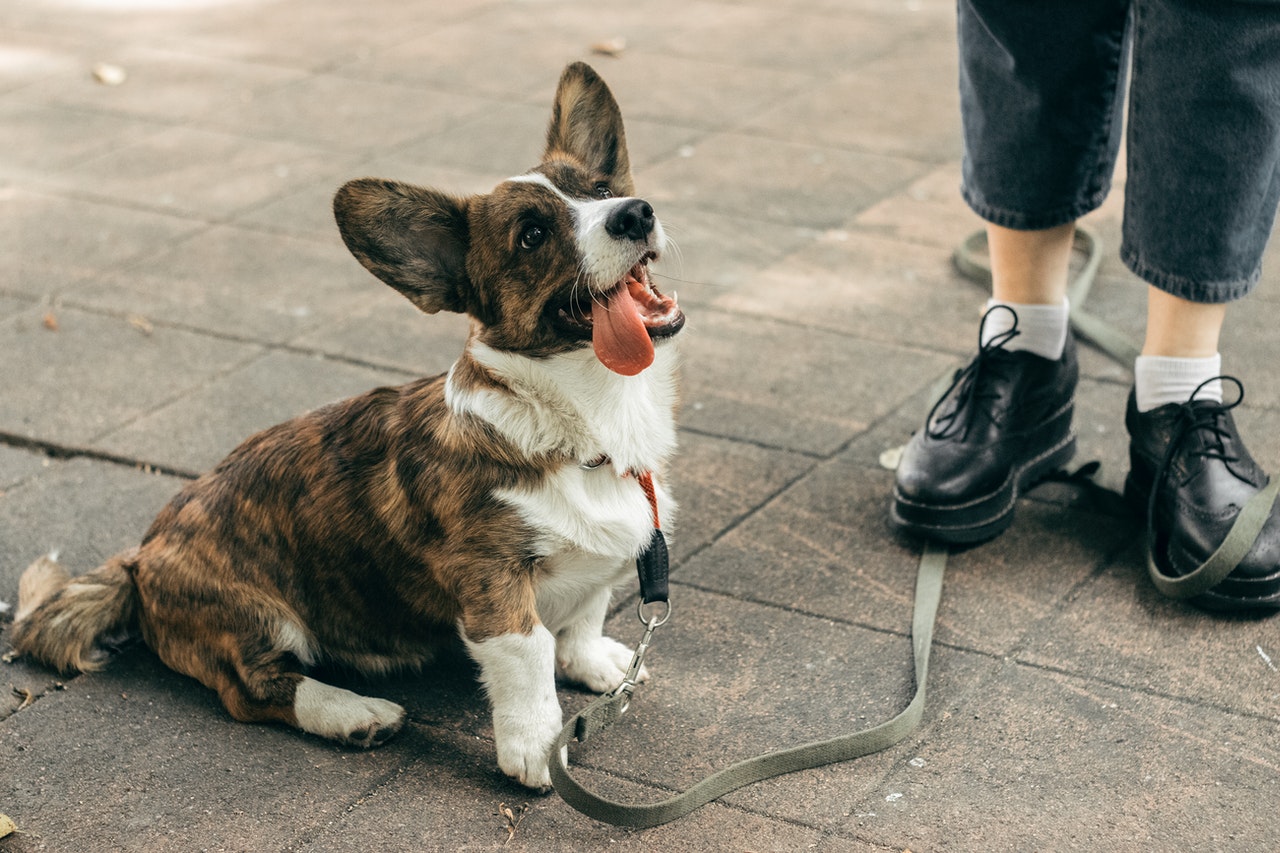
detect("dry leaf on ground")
[590,37,626,57]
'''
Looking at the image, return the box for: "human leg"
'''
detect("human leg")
[891,1,1128,543]
[980,222,1074,362]
[1121,0,1280,610]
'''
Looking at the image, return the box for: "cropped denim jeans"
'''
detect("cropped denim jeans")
[958,0,1280,303]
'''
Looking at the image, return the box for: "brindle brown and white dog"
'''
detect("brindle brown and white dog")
[11,62,684,790]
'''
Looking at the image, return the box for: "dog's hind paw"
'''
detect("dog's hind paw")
[557,636,647,693]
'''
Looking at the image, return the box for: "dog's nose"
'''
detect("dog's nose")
[604,198,655,241]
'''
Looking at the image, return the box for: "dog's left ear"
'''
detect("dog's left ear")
[333,178,471,315]
[544,62,634,195]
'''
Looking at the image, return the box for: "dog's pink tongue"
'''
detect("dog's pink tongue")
[592,285,654,376]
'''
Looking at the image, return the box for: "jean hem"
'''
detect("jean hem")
[960,184,1110,232]
[1120,244,1258,304]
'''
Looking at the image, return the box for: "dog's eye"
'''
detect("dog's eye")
[595,183,612,199]
[519,224,546,250]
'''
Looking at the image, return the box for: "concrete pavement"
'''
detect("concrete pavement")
[3,0,1279,850]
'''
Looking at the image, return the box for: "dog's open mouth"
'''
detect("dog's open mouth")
[555,255,684,376]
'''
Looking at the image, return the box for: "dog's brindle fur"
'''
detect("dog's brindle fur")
[11,62,681,790]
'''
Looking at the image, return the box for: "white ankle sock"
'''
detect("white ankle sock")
[1134,354,1223,412]
[981,298,1069,360]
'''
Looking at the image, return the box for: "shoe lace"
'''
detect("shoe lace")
[1146,375,1246,527]
[926,306,1020,441]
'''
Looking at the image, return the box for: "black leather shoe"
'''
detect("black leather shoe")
[1124,379,1280,612]
[891,307,1078,543]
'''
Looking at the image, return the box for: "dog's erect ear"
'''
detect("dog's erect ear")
[544,62,634,194]
[333,178,470,315]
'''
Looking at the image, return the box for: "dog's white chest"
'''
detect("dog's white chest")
[497,465,672,633]
[496,464,668,561]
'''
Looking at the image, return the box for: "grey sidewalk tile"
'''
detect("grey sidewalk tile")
[3,185,206,295]
[92,349,412,475]
[1220,309,1280,410]
[572,55,811,131]
[743,39,963,164]
[1,2,229,53]
[0,101,166,177]
[330,23,577,103]
[288,294,471,376]
[0,292,35,321]
[0,647,418,853]
[679,308,954,456]
[73,223,369,344]
[0,305,261,447]
[651,3,934,76]
[158,0,479,69]
[0,445,46,492]
[638,132,932,230]
[385,103,702,180]
[359,101,548,178]
[850,162,980,252]
[0,457,183,593]
[1073,378,1133,491]
[194,73,490,154]
[675,451,1128,658]
[1019,554,1280,721]
[708,228,981,356]
[646,201,821,301]
[1235,407,1280,474]
[331,1,765,106]
[668,429,815,561]
[0,31,82,96]
[11,46,308,124]
[232,160,504,242]
[45,125,337,219]
[837,661,1280,851]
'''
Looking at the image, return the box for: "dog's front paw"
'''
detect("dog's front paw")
[495,735,554,791]
[558,636,647,693]
[493,705,562,791]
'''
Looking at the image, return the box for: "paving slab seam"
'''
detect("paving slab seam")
[0,429,202,481]
[6,179,226,243]
[719,109,952,166]
[1003,656,1280,726]
[662,577,923,648]
[280,753,435,853]
[38,290,434,383]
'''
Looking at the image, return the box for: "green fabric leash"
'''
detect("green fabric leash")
[1147,476,1280,599]
[548,542,949,829]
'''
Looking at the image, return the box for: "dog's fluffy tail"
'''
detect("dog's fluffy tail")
[11,550,140,673]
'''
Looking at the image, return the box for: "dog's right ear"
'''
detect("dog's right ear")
[333,178,470,315]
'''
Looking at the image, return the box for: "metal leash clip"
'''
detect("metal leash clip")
[610,601,671,714]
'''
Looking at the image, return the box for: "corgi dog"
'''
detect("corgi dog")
[10,62,684,790]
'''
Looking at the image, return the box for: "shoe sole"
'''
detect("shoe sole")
[891,431,1077,545]
[1122,475,1280,613]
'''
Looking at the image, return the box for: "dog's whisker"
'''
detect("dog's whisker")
[651,271,720,289]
